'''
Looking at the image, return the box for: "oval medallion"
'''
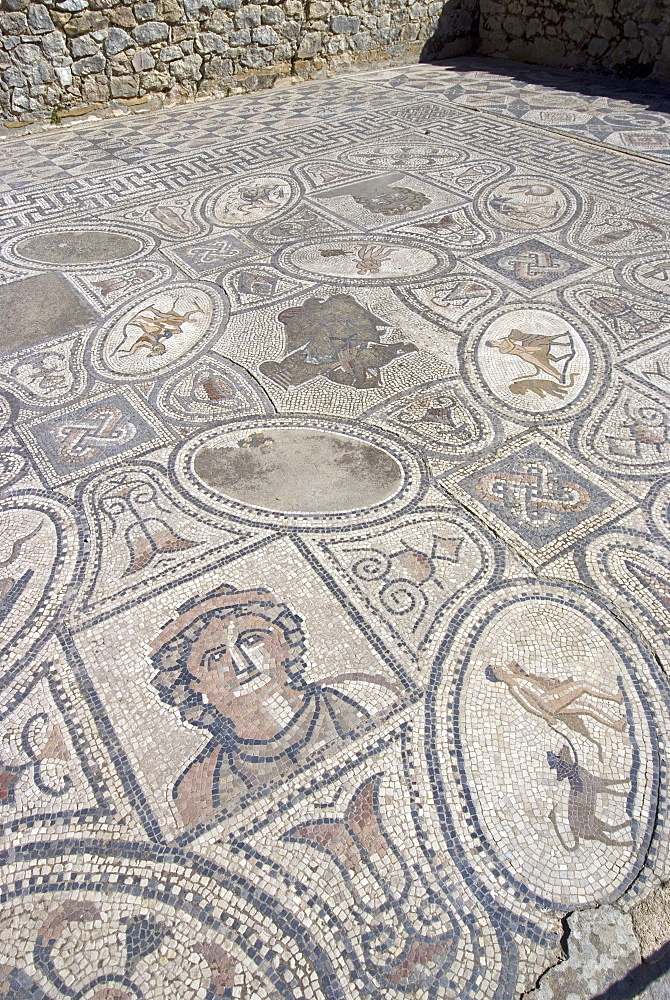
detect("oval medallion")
[204,174,296,226]
[468,306,592,416]
[14,230,142,266]
[94,283,228,380]
[277,235,449,285]
[194,426,403,512]
[173,415,425,531]
[343,142,462,170]
[2,225,153,271]
[481,175,576,231]
[427,582,661,907]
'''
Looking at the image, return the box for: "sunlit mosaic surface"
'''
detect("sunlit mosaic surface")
[1,56,670,1000]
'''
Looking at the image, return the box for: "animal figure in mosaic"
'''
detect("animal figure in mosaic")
[259,294,416,390]
[490,182,563,226]
[116,300,204,358]
[487,328,580,400]
[486,661,626,760]
[508,373,579,400]
[230,181,289,214]
[606,401,670,459]
[397,393,477,442]
[547,744,632,850]
[151,584,397,826]
[587,208,664,248]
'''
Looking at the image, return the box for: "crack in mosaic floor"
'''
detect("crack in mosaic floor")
[0,56,669,1000]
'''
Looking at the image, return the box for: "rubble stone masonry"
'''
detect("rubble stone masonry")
[0,0,478,119]
[479,0,669,80]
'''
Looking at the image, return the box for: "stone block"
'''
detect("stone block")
[297,29,321,55]
[159,0,183,22]
[229,27,250,43]
[31,58,56,82]
[133,1,156,19]
[71,52,106,72]
[171,21,197,38]
[141,67,170,86]
[80,75,107,100]
[642,2,665,22]
[502,13,524,37]
[3,0,29,10]
[132,46,154,68]
[261,5,283,23]
[110,6,137,26]
[239,44,264,65]
[252,24,278,43]
[330,14,359,33]
[41,30,68,55]
[14,42,44,62]
[64,11,109,34]
[110,72,139,94]
[104,25,134,52]
[171,52,202,78]
[587,36,608,56]
[3,67,28,87]
[351,30,370,49]
[279,19,299,38]
[204,53,232,73]
[307,0,328,18]
[208,10,233,31]
[71,33,100,55]
[0,11,28,32]
[54,63,73,83]
[234,4,261,27]
[56,0,89,12]
[158,43,182,58]
[196,31,226,51]
[27,4,55,32]
[132,19,168,41]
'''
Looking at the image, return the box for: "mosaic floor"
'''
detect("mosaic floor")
[1,55,670,1000]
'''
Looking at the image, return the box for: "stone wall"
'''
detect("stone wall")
[0,0,477,120]
[479,0,670,80]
